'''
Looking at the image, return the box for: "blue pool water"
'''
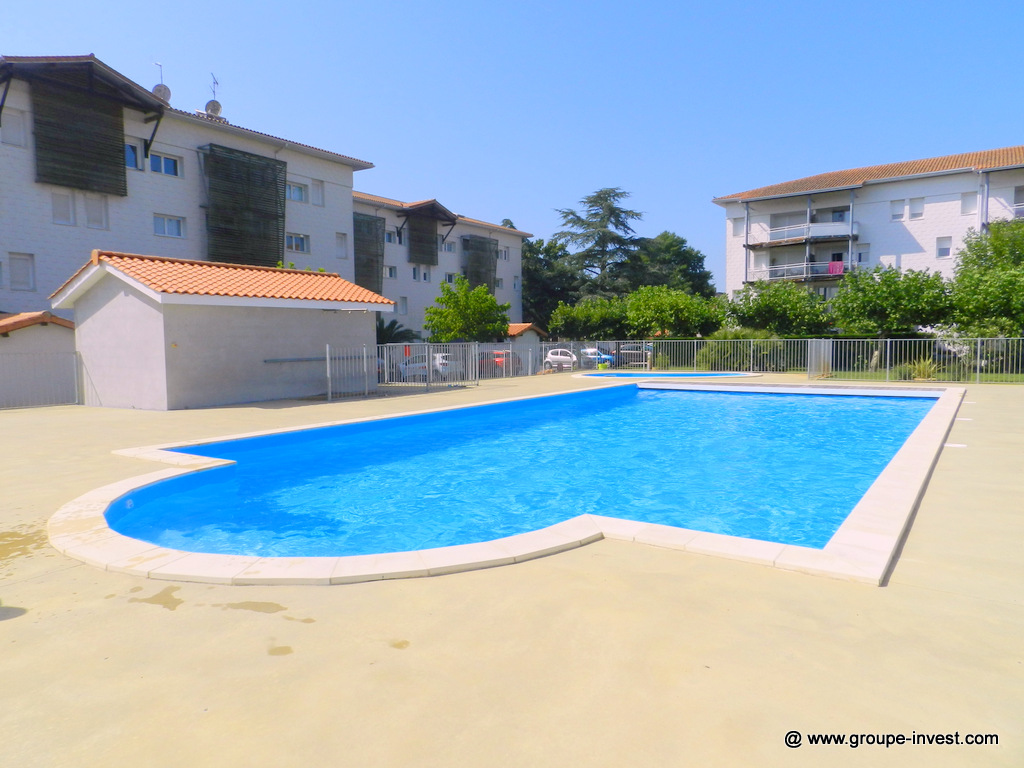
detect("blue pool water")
[585,372,750,378]
[106,386,936,556]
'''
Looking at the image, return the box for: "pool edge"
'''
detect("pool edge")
[47,383,964,587]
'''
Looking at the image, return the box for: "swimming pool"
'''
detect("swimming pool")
[582,372,754,378]
[104,385,935,556]
[49,382,963,585]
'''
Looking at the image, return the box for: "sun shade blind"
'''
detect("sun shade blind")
[353,212,386,294]
[202,144,286,267]
[407,215,439,266]
[31,80,127,195]
[462,235,499,292]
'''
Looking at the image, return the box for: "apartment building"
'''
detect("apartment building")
[0,55,526,330]
[353,191,528,337]
[714,146,1024,298]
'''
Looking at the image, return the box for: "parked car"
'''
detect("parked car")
[478,349,523,376]
[580,347,615,368]
[399,353,465,381]
[613,343,653,367]
[544,348,578,371]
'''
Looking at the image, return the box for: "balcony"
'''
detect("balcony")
[746,260,852,283]
[745,221,859,249]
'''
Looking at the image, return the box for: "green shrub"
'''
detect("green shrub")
[889,364,914,381]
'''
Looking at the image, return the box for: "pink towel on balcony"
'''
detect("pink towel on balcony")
[828,261,844,275]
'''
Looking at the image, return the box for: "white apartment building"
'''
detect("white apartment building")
[714,146,1024,298]
[353,191,528,337]
[0,55,526,330]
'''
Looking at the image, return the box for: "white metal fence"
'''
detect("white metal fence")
[0,352,80,408]
[327,342,482,400]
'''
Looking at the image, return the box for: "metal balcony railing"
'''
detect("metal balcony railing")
[746,261,852,282]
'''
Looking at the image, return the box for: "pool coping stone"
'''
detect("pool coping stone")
[47,382,964,587]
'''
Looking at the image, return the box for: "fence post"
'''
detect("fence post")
[363,345,369,398]
[749,339,754,373]
[976,338,982,384]
[326,344,332,402]
[885,339,891,382]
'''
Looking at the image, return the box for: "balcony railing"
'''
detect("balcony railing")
[748,221,858,246]
[746,261,852,282]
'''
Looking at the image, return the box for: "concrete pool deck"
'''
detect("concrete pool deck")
[2,374,1022,766]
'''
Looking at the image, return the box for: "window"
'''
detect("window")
[730,217,745,237]
[936,236,953,259]
[84,194,108,230]
[9,253,35,291]
[909,197,924,220]
[890,200,905,221]
[422,268,430,283]
[398,296,408,315]
[437,235,455,252]
[311,180,324,207]
[495,277,504,289]
[831,210,846,223]
[286,183,308,203]
[412,266,420,281]
[1014,186,1024,218]
[961,192,978,216]
[498,246,510,261]
[384,265,397,279]
[445,272,456,284]
[286,233,310,252]
[335,233,348,259]
[0,109,26,146]
[513,276,520,291]
[385,231,395,244]
[52,191,76,226]
[154,214,185,238]
[856,245,870,265]
[150,152,181,176]
[125,142,142,169]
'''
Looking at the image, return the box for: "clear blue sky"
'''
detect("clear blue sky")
[6,0,1024,289]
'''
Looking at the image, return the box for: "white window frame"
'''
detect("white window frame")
[890,200,905,222]
[84,194,108,230]
[495,277,504,289]
[9,253,36,291]
[286,183,308,203]
[52,191,76,226]
[730,217,745,237]
[961,192,978,216]
[412,266,420,281]
[335,232,349,259]
[0,108,27,146]
[125,142,143,170]
[286,233,310,253]
[422,268,430,283]
[909,197,925,220]
[398,296,408,315]
[445,272,456,284]
[154,214,185,238]
[498,246,510,261]
[384,265,397,279]
[936,236,953,259]
[311,180,325,207]
[150,152,182,177]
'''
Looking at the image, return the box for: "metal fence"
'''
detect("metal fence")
[327,342,481,400]
[0,352,80,408]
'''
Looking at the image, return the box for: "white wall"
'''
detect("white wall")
[162,303,375,409]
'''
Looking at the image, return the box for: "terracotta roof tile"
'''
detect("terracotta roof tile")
[715,145,1024,202]
[507,322,547,338]
[0,311,75,334]
[53,252,394,306]
[354,191,533,237]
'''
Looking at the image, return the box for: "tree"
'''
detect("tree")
[612,231,716,297]
[625,286,724,338]
[376,316,419,344]
[729,281,831,335]
[554,188,643,299]
[830,266,952,336]
[952,219,1024,335]
[521,238,578,329]
[423,276,511,342]
[548,296,630,340]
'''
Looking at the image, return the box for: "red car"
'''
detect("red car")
[478,350,523,376]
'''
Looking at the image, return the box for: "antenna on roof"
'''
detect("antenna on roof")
[154,62,164,84]
[210,73,219,99]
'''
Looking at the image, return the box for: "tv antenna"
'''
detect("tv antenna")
[210,73,219,100]
[154,62,164,84]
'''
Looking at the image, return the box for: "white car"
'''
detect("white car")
[544,348,578,371]
[399,353,465,381]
